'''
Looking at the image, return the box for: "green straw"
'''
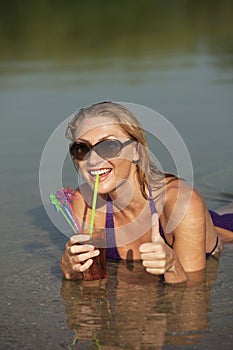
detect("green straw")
[89,174,99,237]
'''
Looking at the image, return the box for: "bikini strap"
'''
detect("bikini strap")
[148,187,157,214]
[105,196,121,260]
[206,236,219,258]
[148,187,170,245]
[106,195,114,227]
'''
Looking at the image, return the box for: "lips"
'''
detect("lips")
[90,168,111,176]
[89,168,112,181]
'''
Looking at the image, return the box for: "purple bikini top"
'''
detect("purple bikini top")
[105,193,166,260]
[105,193,222,259]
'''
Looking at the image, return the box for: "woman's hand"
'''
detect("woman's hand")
[139,241,174,275]
[139,214,187,283]
[60,234,100,280]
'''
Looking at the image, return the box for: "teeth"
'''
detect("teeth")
[90,169,111,176]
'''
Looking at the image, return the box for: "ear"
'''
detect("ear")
[132,143,140,163]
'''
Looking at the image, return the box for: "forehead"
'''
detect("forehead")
[75,115,129,139]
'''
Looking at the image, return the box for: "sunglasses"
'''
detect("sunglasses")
[70,139,134,161]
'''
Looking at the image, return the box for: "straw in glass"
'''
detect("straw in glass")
[89,174,99,237]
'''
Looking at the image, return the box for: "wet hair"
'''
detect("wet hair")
[65,101,176,199]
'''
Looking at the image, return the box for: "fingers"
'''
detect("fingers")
[69,243,95,255]
[66,234,94,255]
[74,249,100,264]
[142,259,167,275]
[140,242,166,264]
[139,241,167,275]
[78,258,93,272]
[140,251,166,261]
[144,267,167,275]
[69,234,91,244]
[61,235,100,279]
[139,242,165,256]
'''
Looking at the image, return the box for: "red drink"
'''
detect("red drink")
[79,229,106,281]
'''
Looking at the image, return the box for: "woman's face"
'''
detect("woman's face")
[74,116,138,195]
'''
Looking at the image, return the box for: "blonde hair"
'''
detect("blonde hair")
[66,101,174,199]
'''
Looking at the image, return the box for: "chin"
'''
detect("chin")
[97,181,117,195]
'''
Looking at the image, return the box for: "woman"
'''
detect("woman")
[60,101,233,284]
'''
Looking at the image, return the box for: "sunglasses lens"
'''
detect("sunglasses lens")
[70,143,90,160]
[95,140,122,158]
[70,140,128,160]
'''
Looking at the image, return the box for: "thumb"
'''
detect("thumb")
[151,213,163,243]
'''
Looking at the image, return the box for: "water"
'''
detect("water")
[0,1,233,349]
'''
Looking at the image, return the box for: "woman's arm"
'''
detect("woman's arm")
[166,183,207,272]
[140,181,207,284]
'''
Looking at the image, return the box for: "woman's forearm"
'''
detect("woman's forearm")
[164,250,206,285]
[164,251,188,284]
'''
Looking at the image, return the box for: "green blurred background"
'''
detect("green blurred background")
[1,0,232,65]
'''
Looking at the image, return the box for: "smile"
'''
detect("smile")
[89,168,112,176]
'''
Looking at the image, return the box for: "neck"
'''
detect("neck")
[108,178,147,213]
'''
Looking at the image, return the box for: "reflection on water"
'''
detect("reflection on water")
[61,258,218,349]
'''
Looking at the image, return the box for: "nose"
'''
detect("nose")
[86,148,104,165]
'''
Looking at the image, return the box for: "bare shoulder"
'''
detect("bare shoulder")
[165,179,205,214]
[159,179,208,272]
[157,178,206,234]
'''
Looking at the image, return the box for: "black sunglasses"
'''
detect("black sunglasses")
[70,139,134,161]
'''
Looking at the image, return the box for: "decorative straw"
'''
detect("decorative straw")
[89,174,99,237]
[56,188,82,233]
[65,200,82,233]
[63,205,80,233]
[49,194,78,234]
